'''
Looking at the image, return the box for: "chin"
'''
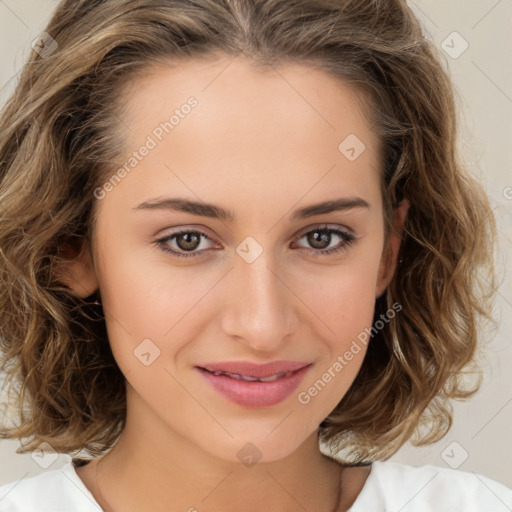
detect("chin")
[197,423,315,465]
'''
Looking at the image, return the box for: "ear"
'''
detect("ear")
[53,236,99,298]
[376,198,410,298]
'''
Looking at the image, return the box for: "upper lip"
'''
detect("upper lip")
[197,361,311,378]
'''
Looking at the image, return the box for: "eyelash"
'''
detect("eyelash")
[154,225,356,259]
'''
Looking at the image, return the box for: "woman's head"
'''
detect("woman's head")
[0,0,495,463]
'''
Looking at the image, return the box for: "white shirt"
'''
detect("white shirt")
[0,459,510,511]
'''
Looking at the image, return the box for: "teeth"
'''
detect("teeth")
[227,372,260,382]
[257,372,289,382]
[208,369,294,382]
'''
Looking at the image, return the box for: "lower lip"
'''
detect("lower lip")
[195,365,312,408]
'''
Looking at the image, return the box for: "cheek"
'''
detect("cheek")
[295,247,381,403]
[307,271,377,335]
[301,249,382,342]
[92,235,166,366]
[93,234,221,381]
[95,230,196,331]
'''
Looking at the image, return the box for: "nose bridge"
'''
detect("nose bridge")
[221,243,297,351]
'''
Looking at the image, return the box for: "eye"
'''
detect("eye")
[155,229,218,259]
[291,225,356,256]
[155,225,356,259]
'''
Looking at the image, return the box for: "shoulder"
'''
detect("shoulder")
[0,460,102,512]
[349,460,512,512]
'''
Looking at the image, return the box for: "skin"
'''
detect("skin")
[61,55,409,512]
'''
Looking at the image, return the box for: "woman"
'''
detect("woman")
[0,1,510,510]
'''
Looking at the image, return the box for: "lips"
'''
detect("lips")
[195,360,312,408]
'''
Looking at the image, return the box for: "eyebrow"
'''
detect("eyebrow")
[133,196,370,222]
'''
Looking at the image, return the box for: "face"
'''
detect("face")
[65,55,408,464]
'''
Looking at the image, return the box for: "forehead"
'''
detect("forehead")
[99,56,383,220]
[119,55,379,152]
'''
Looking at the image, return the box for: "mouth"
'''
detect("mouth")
[195,361,313,408]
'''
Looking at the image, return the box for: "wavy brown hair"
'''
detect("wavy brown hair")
[0,0,496,462]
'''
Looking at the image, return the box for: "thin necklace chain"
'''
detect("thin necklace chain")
[94,456,345,512]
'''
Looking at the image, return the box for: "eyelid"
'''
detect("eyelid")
[293,222,354,239]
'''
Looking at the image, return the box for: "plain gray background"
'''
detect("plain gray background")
[0,0,511,490]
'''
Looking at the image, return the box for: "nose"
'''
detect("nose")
[220,248,299,353]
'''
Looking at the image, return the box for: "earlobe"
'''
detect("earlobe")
[53,237,99,298]
[376,198,410,298]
